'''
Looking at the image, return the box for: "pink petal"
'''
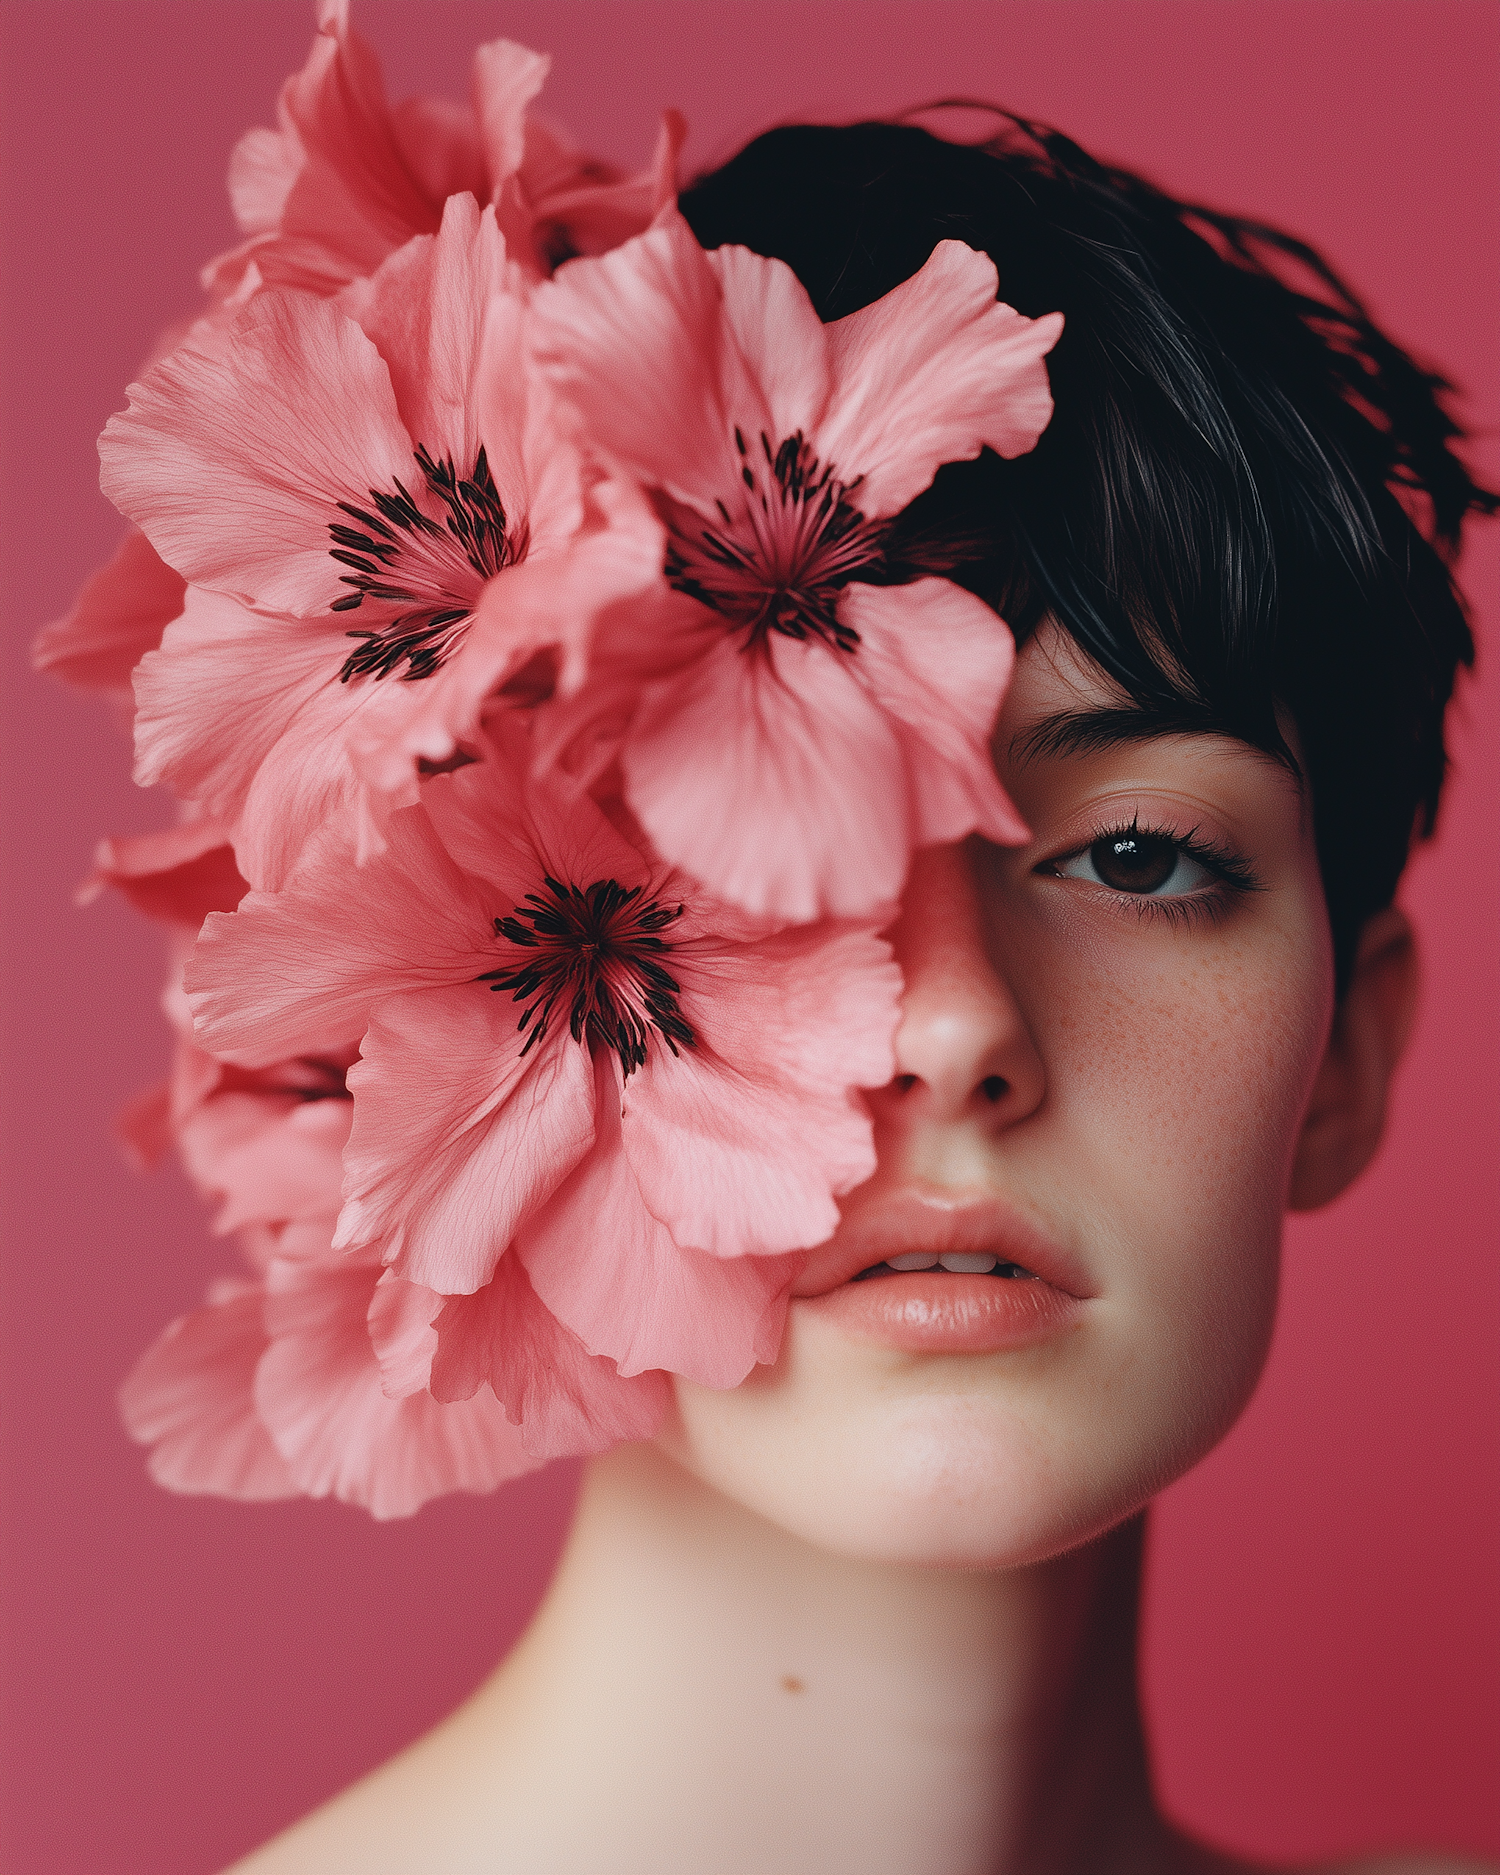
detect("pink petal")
[226,113,305,238]
[337,194,523,485]
[338,986,596,1293]
[416,1256,671,1460]
[256,1260,534,1519]
[100,291,415,616]
[523,109,687,268]
[519,1065,800,1384]
[705,242,832,445]
[131,588,334,818]
[178,1089,350,1234]
[265,0,448,290]
[389,95,484,207]
[839,579,1028,848]
[119,1290,298,1502]
[471,38,551,192]
[621,921,897,1256]
[78,820,246,929]
[623,628,912,921]
[530,212,770,511]
[32,528,185,700]
[114,1079,174,1172]
[817,240,1064,515]
[186,805,494,1065]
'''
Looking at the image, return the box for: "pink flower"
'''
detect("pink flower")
[31,528,185,714]
[118,1025,630,1515]
[529,213,1064,920]
[206,0,682,300]
[184,724,900,1387]
[100,193,662,892]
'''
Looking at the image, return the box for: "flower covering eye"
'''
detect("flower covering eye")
[62,20,1071,1518]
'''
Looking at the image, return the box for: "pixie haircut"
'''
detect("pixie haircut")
[680,119,1494,991]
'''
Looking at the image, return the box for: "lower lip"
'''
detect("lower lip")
[798,1272,1084,1354]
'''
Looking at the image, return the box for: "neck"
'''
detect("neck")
[467,1442,1186,1875]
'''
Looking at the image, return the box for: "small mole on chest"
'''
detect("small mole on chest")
[779,1674,804,1694]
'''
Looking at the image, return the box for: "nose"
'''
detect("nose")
[871,841,1045,1142]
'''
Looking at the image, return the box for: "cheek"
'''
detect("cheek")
[662,874,1335,1573]
[1012,889,1334,1461]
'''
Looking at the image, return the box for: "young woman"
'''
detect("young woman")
[23,11,1485,1860]
[185,116,1487,1873]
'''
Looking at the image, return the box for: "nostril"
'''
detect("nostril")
[893,1073,918,1095]
[978,1075,1007,1104]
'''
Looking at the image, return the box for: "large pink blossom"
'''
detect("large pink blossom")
[100,193,663,892]
[184,724,900,1389]
[207,0,682,300]
[528,213,1063,920]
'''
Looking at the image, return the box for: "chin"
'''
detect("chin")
[667,1364,1156,1573]
[665,1286,1279,1571]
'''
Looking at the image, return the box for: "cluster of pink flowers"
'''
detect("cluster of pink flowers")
[38,1,1062,1516]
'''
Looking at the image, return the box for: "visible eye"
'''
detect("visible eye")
[1054,828,1216,897]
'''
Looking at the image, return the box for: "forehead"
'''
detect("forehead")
[996,624,1309,832]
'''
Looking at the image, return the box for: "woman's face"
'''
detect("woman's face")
[660,625,1338,1568]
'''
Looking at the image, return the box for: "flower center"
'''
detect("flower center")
[663,429,885,653]
[476,876,695,1078]
[328,446,526,681]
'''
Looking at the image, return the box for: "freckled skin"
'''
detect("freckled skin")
[667,625,1335,1568]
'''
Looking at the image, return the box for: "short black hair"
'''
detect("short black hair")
[680,117,1494,990]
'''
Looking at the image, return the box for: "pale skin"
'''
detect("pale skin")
[227,627,1486,1875]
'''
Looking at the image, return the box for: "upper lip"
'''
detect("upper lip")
[793,1188,1097,1300]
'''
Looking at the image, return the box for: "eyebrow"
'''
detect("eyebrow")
[1007,706,1300,778]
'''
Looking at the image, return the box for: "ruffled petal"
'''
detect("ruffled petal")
[262,0,449,291]
[705,242,832,444]
[178,1089,350,1234]
[338,985,597,1293]
[119,1290,298,1502]
[100,291,415,616]
[839,579,1028,848]
[337,194,523,487]
[623,919,898,1255]
[471,38,551,193]
[226,108,305,238]
[530,213,768,510]
[130,588,334,813]
[78,820,246,929]
[256,1259,534,1519]
[525,109,686,270]
[186,805,495,1065]
[519,1064,799,1384]
[411,1256,671,1459]
[622,628,912,921]
[817,240,1063,515]
[32,528,185,700]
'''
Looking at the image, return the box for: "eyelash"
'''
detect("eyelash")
[1042,817,1264,929]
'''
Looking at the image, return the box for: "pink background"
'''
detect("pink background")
[1,4,1495,1870]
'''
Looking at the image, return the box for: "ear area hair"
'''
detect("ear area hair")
[1288,906,1420,1212]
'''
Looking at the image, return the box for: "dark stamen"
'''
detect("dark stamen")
[664,429,883,654]
[329,446,526,682]
[476,876,695,1078]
